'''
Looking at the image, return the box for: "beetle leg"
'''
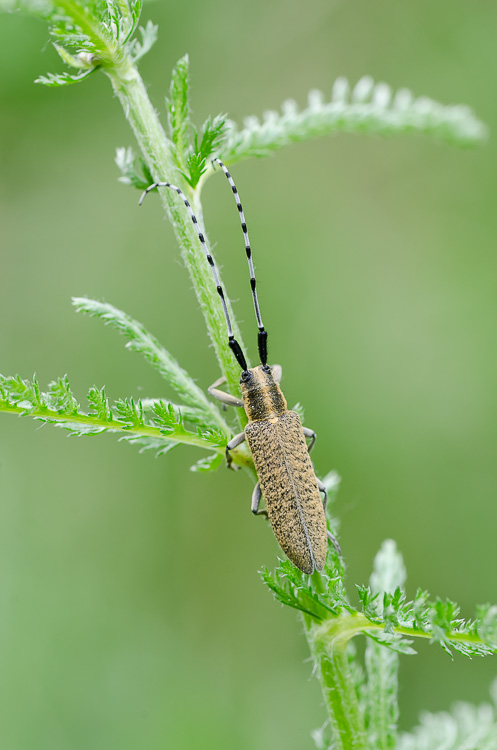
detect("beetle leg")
[251,482,268,518]
[208,376,244,408]
[317,478,328,511]
[271,364,282,383]
[226,431,246,470]
[327,530,342,556]
[302,426,317,453]
[317,479,342,556]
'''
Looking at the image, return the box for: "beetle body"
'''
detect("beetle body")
[241,366,328,574]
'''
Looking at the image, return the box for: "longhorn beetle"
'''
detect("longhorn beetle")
[139,159,340,574]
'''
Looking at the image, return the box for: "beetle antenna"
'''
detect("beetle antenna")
[139,181,248,373]
[212,158,268,368]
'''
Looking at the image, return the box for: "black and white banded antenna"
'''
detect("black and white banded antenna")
[212,158,268,369]
[138,181,249,373]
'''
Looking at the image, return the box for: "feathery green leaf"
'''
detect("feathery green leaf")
[87,386,113,422]
[35,68,97,86]
[167,54,191,172]
[0,374,227,454]
[129,0,143,32]
[115,146,154,190]
[291,401,305,423]
[363,540,406,750]
[398,680,497,750]
[47,375,79,414]
[126,19,157,63]
[114,397,145,429]
[140,398,210,427]
[186,114,227,187]
[216,77,488,166]
[190,452,224,472]
[118,434,179,456]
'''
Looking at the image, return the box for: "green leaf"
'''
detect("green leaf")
[9,1,111,54]
[198,114,227,159]
[0,374,226,454]
[412,588,430,630]
[150,399,183,432]
[398,680,497,750]
[311,720,332,750]
[0,374,43,413]
[35,67,97,87]
[190,451,224,472]
[263,559,349,621]
[184,152,205,189]
[364,630,415,656]
[262,566,324,620]
[167,54,191,172]
[0,0,55,17]
[87,386,113,422]
[322,470,341,497]
[114,397,145,429]
[53,42,93,69]
[126,19,157,63]
[363,541,407,750]
[196,426,227,447]
[186,114,227,188]
[118,434,179,456]
[115,146,154,190]
[291,401,305,423]
[357,585,381,620]
[8,0,151,86]
[47,375,79,414]
[148,401,225,448]
[476,604,497,645]
[140,398,210,427]
[129,0,143,32]
[369,539,406,596]
[216,77,488,166]
[72,297,229,434]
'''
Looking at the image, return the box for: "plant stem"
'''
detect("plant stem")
[297,572,365,749]
[304,612,367,750]
[104,57,248,431]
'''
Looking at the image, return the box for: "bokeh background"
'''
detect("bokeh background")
[1,1,497,748]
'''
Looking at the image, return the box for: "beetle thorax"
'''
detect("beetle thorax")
[240,366,287,422]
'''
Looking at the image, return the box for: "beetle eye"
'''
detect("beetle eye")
[262,364,271,374]
[240,370,252,382]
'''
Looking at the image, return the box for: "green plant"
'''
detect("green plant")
[0,1,495,748]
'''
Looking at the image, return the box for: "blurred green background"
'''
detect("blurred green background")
[1,1,497,748]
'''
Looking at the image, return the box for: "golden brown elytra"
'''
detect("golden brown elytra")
[209,365,331,575]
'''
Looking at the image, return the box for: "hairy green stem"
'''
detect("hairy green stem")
[103,57,248,431]
[297,572,366,749]
[304,611,367,750]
